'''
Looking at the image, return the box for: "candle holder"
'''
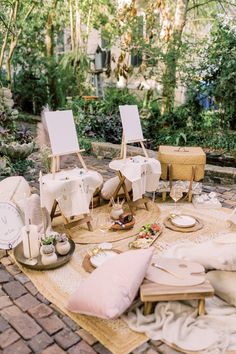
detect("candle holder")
[23,227,38,266]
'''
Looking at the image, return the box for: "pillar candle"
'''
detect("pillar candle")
[39,171,44,208]
[24,195,30,229]
[22,225,40,259]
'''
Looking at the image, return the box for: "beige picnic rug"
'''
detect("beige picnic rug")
[13,203,233,354]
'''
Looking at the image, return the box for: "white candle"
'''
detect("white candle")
[22,225,40,259]
[24,195,30,229]
[39,171,44,208]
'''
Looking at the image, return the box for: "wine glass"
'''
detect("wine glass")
[170,183,183,215]
[98,213,111,235]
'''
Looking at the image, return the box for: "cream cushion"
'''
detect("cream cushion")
[0,176,31,202]
[101,176,132,200]
[206,271,236,307]
[67,248,154,319]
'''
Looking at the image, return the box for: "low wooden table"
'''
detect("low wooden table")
[140,280,214,316]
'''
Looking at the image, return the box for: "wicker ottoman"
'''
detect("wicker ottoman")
[158,146,206,202]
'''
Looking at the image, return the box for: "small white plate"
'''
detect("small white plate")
[171,215,196,228]
[90,250,118,268]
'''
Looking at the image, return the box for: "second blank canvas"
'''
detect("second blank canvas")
[119,105,144,143]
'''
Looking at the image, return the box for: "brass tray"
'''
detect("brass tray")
[13,239,75,271]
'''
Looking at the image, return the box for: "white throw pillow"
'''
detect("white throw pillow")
[163,236,236,270]
[206,271,236,307]
[101,176,132,200]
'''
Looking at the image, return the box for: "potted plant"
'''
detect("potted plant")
[55,234,70,255]
[40,235,57,265]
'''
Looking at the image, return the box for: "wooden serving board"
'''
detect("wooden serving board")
[145,258,205,287]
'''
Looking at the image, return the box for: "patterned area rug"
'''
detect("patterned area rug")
[13,203,232,354]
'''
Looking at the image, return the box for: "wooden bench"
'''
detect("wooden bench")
[140,280,214,316]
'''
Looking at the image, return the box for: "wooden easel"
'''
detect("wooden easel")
[109,105,150,213]
[49,155,93,234]
[50,149,87,177]
[120,134,148,160]
[50,200,93,236]
[44,110,93,233]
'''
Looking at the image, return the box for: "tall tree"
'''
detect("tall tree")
[107,0,236,114]
[0,0,36,86]
[45,0,59,107]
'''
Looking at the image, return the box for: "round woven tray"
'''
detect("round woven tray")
[164,215,204,233]
[82,249,121,273]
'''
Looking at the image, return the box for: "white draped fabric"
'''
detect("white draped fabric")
[41,168,103,217]
[109,156,161,201]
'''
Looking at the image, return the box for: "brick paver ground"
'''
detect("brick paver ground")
[1,154,236,354]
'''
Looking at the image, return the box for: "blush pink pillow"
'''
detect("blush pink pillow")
[67,248,154,319]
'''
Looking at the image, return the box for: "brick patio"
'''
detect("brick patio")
[1,154,236,354]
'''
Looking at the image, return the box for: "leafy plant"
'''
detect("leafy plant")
[41,235,55,245]
[68,87,140,144]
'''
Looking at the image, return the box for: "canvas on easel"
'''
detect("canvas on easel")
[44,110,87,175]
[119,105,148,159]
[43,110,93,232]
[108,105,150,213]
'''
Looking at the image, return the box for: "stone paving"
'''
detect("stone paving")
[1,153,236,354]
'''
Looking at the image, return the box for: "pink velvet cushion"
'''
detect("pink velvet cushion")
[67,248,154,319]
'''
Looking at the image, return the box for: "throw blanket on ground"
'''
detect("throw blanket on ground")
[125,232,236,353]
[124,296,236,354]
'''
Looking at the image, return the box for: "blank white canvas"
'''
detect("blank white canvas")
[119,105,144,143]
[45,110,79,155]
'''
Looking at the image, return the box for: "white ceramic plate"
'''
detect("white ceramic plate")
[171,215,196,228]
[90,250,118,268]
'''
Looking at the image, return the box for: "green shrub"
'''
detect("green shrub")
[66,87,140,144]
[61,86,235,153]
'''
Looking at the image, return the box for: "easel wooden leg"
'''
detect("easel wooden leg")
[162,191,167,201]
[85,214,93,231]
[56,156,60,172]
[51,156,57,179]
[122,176,134,214]
[144,200,149,211]
[188,191,193,202]
[140,141,148,158]
[123,143,127,160]
[108,175,125,207]
[198,299,205,315]
[77,152,87,170]
[50,200,58,220]
[143,302,154,315]
[120,134,125,159]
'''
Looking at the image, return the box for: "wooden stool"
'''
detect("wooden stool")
[140,281,214,316]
